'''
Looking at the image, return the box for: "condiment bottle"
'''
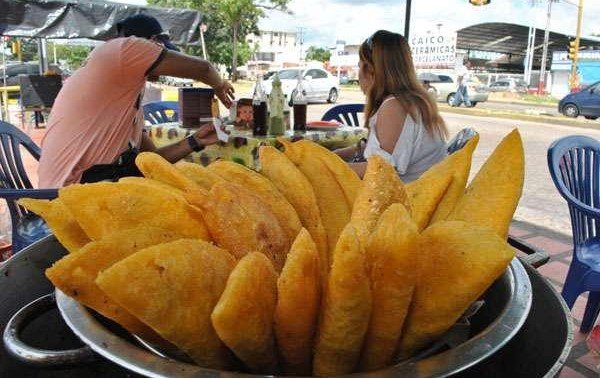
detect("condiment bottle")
[293,71,307,132]
[211,97,220,118]
[268,73,285,136]
[252,75,268,136]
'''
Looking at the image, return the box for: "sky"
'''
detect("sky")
[116,0,600,47]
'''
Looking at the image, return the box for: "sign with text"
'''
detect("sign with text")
[409,32,457,69]
[553,50,600,63]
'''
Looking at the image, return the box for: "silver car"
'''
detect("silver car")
[429,74,489,107]
[255,68,340,105]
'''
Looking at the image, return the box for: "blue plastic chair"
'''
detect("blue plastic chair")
[548,135,600,332]
[143,101,179,125]
[0,121,58,253]
[447,127,477,154]
[321,104,364,127]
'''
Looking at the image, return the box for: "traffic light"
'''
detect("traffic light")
[469,0,491,5]
[568,39,579,60]
[10,40,20,55]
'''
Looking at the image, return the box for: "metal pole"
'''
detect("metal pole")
[537,0,553,95]
[199,24,208,60]
[570,0,584,90]
[404,0,412,39]
[525,26,536,85]
[37,38,49,74]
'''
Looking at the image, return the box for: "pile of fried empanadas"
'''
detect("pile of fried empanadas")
[21,129,524,375]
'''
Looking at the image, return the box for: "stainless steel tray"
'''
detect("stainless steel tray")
[55,257,532,378]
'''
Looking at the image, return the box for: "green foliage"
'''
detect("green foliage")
[19,39,39,62]
[148,0,289,80]
[53,44,92,69]
[305,46,331,62]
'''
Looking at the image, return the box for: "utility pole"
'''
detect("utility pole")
[297,27,305,63]
[569,0,584,90]
[524,26,536,85]
[537,0,554,95]
[404,0,412,39]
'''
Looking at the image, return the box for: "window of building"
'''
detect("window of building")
[256,52,276,62]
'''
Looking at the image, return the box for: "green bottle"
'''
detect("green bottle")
[268,73,285,135]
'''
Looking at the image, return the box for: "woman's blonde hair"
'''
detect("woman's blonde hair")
[359,30,448,139]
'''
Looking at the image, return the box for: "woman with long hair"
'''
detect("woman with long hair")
[336,30,448,182]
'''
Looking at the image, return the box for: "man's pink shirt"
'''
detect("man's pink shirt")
[38,37,163,188]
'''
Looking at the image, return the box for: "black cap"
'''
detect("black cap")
[116,14,180,51]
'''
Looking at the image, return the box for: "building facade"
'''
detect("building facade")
[551,50,600,98]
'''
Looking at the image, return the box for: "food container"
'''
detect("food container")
[1,235,545,377]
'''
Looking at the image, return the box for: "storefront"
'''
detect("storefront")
[551,50,600,98]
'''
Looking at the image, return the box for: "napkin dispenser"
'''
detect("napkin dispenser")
[178,87,215,128]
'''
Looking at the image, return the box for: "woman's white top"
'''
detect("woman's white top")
[363,96,447,183]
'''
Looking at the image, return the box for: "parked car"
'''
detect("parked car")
[558,81,600,119]
[1,62,64,86]
[262,71,276,80]
[159,76,194,87]
[488,78,528,93]
[428,74,489,107]
[254,68,340,105]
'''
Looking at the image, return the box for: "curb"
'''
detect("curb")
[439,105,599,129]
[487,99,557,109]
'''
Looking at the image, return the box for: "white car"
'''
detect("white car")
[160,76,194,87]
[429,74,489,107]
[255,68,340,105]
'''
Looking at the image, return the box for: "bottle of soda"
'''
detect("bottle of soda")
[253,75,268,136]
[293,71,307,132]
[268,73,285,136]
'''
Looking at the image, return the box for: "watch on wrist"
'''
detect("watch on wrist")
[186,135,205,152]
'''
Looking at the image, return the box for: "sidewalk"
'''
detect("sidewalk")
[510,219,599,377]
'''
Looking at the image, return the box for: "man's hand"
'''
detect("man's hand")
[193,123,219,146]
[215,80,235,108]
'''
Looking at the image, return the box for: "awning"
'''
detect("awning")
[0,0,202,46]
[457,22,600,58]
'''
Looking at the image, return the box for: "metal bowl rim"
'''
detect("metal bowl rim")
[56,257,531,378]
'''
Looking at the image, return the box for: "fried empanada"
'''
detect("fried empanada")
[46,226,184,343]
[397,221,515,359]
[18,198,90,252]
[448,129,524,239]
[275,229,321,375]
[313,224,371,376]
[211,252,278,374]
[359,204,417,371]
[259,146,329,276]
[59,181,209,241]
[96,239,236,369]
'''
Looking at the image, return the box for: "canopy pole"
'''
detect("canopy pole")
[404,0,412,39]
[37,38,49,74]
[199,23,208,60]
[1,39,8,122]
[537,0,553,95]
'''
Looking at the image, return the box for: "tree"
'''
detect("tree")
[148,0,290,81]
[305,46,331,62]
[53,44,92,69]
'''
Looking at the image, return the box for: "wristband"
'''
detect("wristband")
[186,135,205,152]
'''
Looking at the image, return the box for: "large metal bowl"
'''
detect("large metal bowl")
[57,246,531,376]
[3,235,533,377]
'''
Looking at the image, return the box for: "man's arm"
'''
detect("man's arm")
[149,51,235,108]
[140,124,218,163]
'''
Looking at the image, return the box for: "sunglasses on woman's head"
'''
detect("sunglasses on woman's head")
[365,34,375,50]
